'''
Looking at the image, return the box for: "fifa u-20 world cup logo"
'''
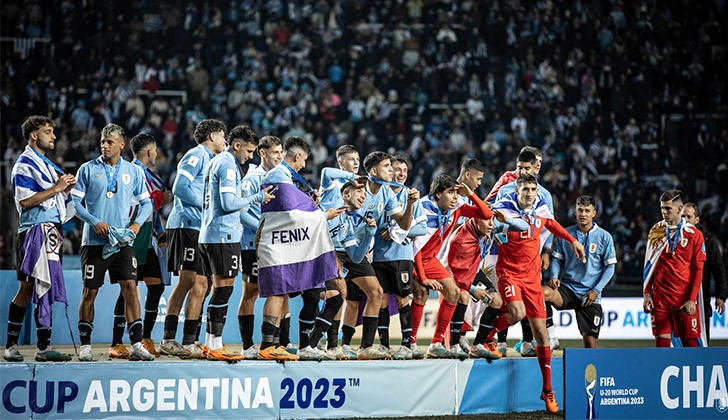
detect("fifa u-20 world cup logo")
[585,364,597,419]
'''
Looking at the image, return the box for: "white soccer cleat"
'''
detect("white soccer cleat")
[391,345,413,360]
[78,345,95,362]
[240,345,259,360]
[496,342,508,356]
[459,336,471,353]
[130,342,155,361]
[340,344,358,360]
[299,345,336,361]
[520,340,537,357]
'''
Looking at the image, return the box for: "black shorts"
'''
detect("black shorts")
[16,224,63,282]
[372,260,413,297]
[81,245,137,289]
[241,249,258,283]
[138,247,162,279]
[167,228,204,275]
[472,270,496,291]
[346,280,363,302]
[199,243,241,278]
[556,286,603,338]
[336,251,377,281]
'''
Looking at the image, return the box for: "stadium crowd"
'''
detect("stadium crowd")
[2,0,728,289]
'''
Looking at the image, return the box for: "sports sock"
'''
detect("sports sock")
[521,318,534,342]
[410,301,425,344]
[112,293,125,346]
[487,313,512,341]
[449,302,468,346]
[238,314,255,349]
[474,306,501,345]
[545,302,554,328]
[128,319,143,345]
[280,315,291,347]
[537,345,552,393]
[398,304,412,347]
[261,320,276,350]
[497,327,508,343]
[6,302,27,348]
[377,307,390,348]
[182,318,198,345]
[341,324,356,346]
[309,295,343,348]
[78,321,93,345]
[206,286,233,338]
[680,338,699,347]
[143,284,165,339]
[656,337,671,347]
[33,307,51,351]
[163,315,178,341]
[431,301,457,344]
[327,320,340,349]
[361,316,378,348]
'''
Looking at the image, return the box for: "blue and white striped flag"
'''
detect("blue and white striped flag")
[11,146,75,222]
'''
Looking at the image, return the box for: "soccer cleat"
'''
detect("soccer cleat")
[207,346,244,362]
[240,345,259,360]
[520,341,537,357]
[129,342,155,361]
[182,343,205,359]
[391,345,413,360]
[160,339,191,358]
[541,390,559,413]
[258,346,300,361]
[426,342,456,359]
[496,341,508,356]
[469,343,502,360]
[327,346,348,360]
[356,345,390,360]
[109,344,130,359]
[550,336,560,351]
[285,343,298,355]
[299,345,336,361]
[35,347,72,362]
[450,343,469,359]
[410,344,424,360]
[514,339,523,353]
[340,344,358,360]
[78,345,95,362]
[378,345,394,359]
[141,338,160,357]
[459,336,471,354]
[4,344,23,362]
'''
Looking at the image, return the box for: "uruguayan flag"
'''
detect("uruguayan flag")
[12,146,75,222]
[257,182,338,297]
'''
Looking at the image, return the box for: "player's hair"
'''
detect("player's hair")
[460,158,486,175]
[515,174,538,188]
[101,123,125,140]
[520,146,543,159]
[660,189,683,204]
[21,115,54,142]
[193,119,226,144]
[228,125,259,146]
[684,202,699,216]
[130,133,156,155]
[516,150,537,165]
[258,135,282,153]
[283,136,310,157]
[340,180,364,195]
[429,174,459,196]
[336,144,358,160]
[363,151,391,173]
[391,155,409,166]
[576,195,596,208]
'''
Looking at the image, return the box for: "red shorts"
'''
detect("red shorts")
[497,275,546,318]
[420,259,451,281]
[651,298,701,339]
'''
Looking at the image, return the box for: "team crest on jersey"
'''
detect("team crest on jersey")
[188,156,199,167]
[122,174,131,185]
[400,272,409,284]
[589,243,597,254]
[535,219,541,228]
[681,237,688,247]
[242,180,252,192]
[593,315,601,326]
[377,202,384,213]
[132,257,138,268]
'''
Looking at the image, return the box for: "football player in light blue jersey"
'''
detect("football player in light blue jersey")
[371,156,427,360]
[237,135,283,359]
[198,125,273,361]
[5,116,76,363]
[160,119,227,359]
[72,124,154,362]
[318,144,361,211]
[545,195,616,348]
[338,151,419,360]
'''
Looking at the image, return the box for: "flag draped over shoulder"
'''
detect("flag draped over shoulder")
[492,191,553,250]
[412,195,464,256]
[20,223,67,327]
[257,182,338,297]
[12,146,75,222]
[643,220,670,294]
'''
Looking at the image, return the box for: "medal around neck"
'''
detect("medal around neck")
[106,191,114,198]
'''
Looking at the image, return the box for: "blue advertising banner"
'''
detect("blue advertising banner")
[564,348,728,419]
[0,363,34,419]
[280,361,457,419]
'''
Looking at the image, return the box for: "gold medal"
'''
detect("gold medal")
[106,191,114,199]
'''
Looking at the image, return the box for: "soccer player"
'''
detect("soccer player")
[161,119,226,358]
[411,174,492,358]
[485,146,543,203]
[643,190,706,348]
[444,213,528,359]
[199,125,272,361]
[237,135,283,359]
[491,174,585,412]
[107,133,173,359]
[371,156,426,360]
[71,124,154,361]
[545,195,617,348]
[5,115,76,362]
[683,202,727,344]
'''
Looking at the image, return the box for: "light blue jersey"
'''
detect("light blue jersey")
[167,144,214,230]
[549,223,617,303]
[328,211,376,263]
[262,163,294,185]
[319,167,356,211]
[373,187,427,262]
[200,150,264,244]
[72,157,152,246]
[355,183,402,231]
[240,164,269,250]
